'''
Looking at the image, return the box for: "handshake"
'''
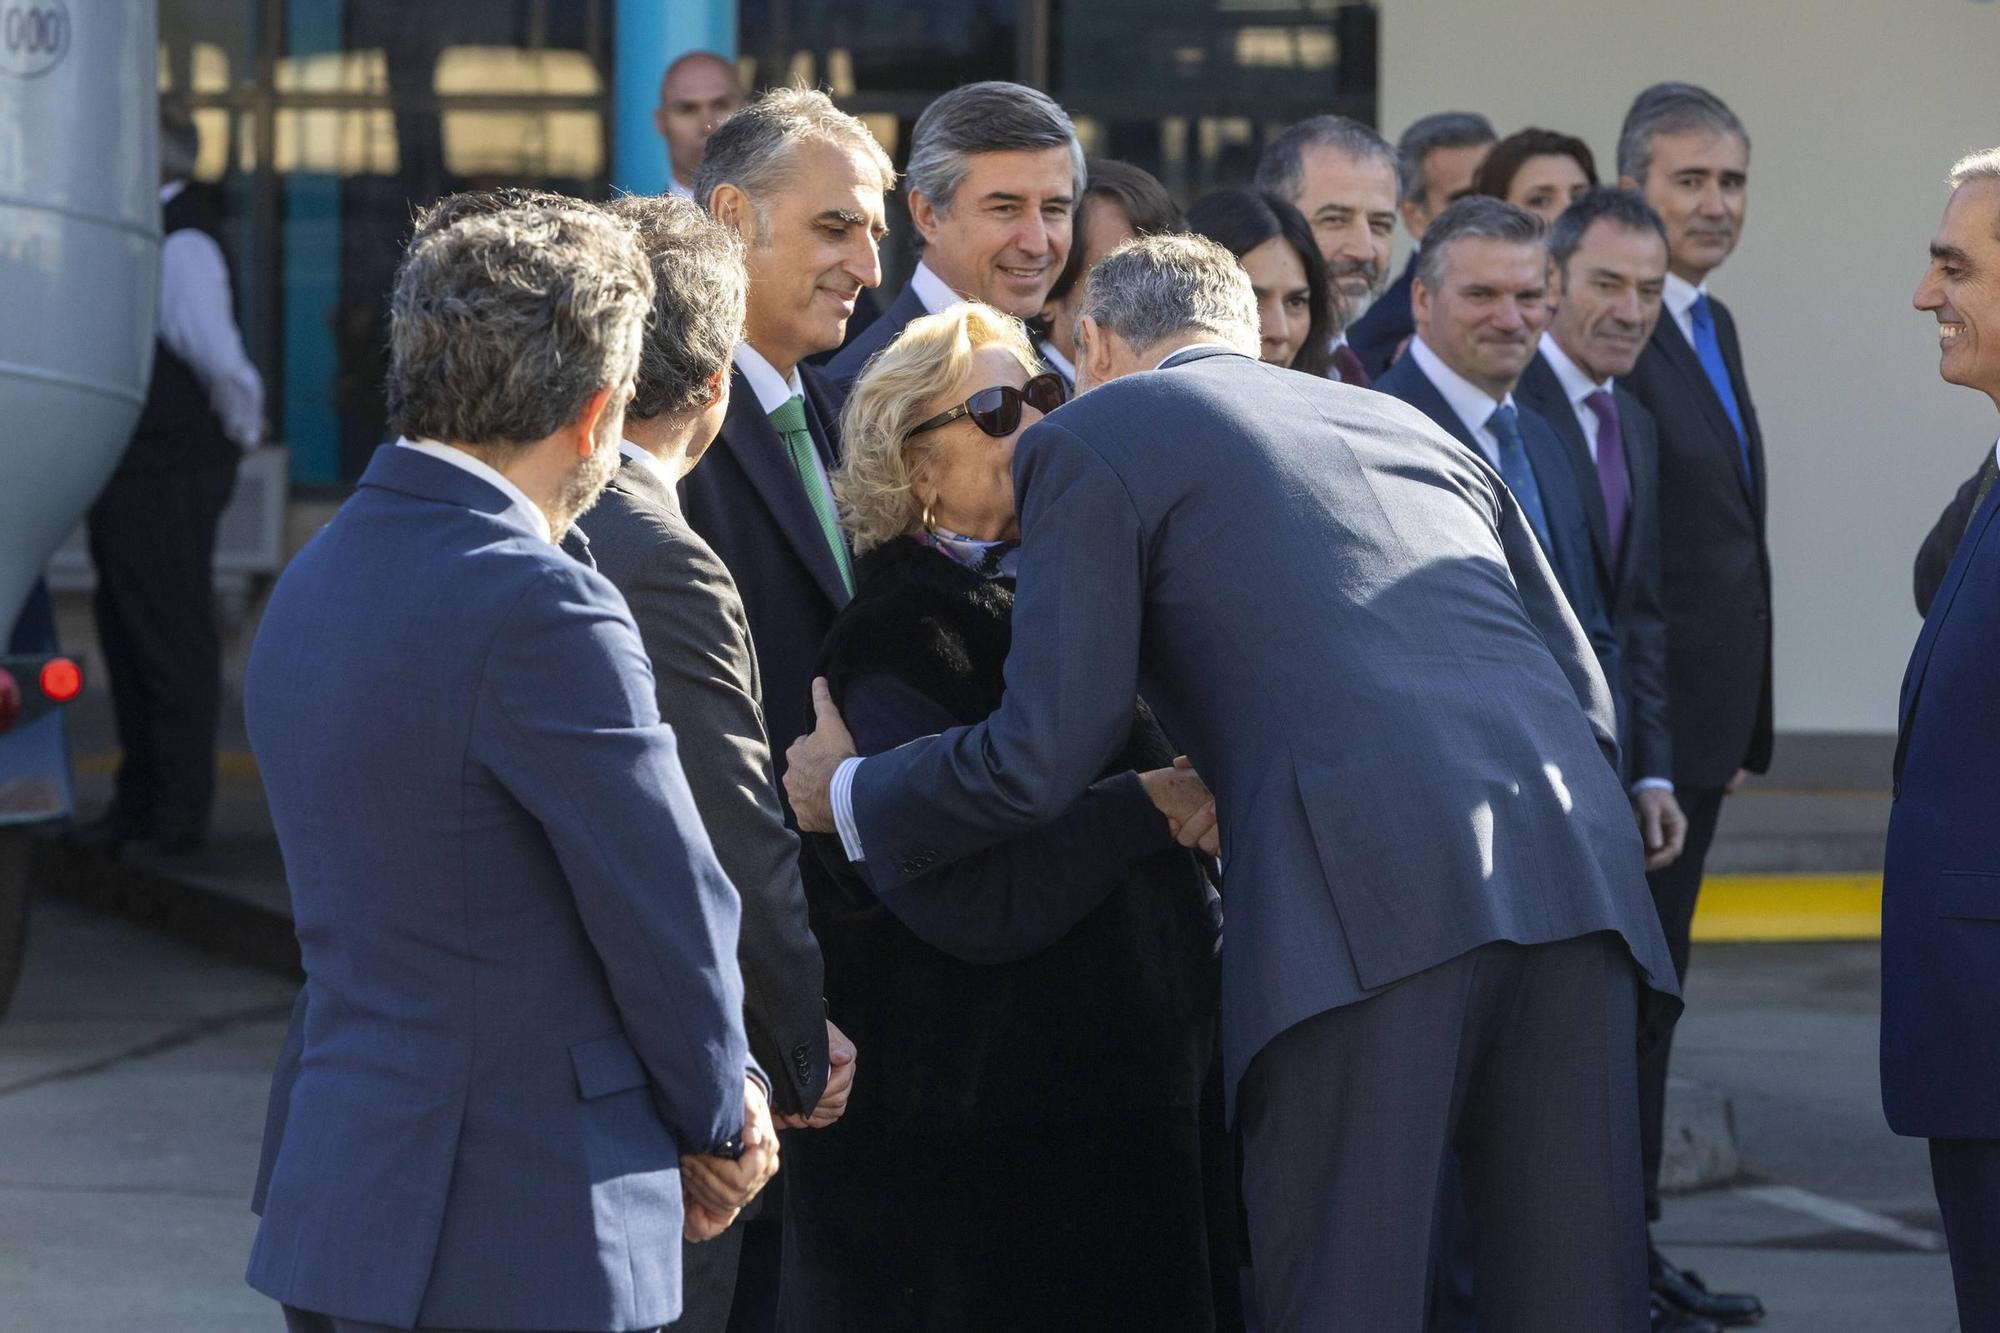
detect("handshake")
[782,677,1221,858]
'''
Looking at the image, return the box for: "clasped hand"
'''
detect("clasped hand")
[680,1076,780,1243]
[1140,756,1221,857]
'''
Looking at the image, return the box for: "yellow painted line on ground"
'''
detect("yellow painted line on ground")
[1692,873,1882,943]
[72,751,262,783]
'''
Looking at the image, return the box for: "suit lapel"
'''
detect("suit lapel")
[1395,363,1484,456]
[1899,481,2000,748]
[1521,357,1614,588]
[1650,316,1757,510]
[717,368,851,608]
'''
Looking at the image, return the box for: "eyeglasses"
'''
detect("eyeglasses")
[907,372,1067,439]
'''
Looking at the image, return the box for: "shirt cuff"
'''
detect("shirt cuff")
[1631,777,1674,795]
[831,756,866,862]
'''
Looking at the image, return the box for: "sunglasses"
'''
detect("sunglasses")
[908,372,1067,439]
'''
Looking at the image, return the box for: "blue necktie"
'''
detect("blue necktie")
[1689,294,1752,484]
[1487,403,1552,553]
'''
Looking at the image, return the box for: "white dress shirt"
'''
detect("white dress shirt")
[1537,332,1614,461]
[733,342,840,515]
[618,438,680,492]
[1038,338,1077,386]
[1663,271,1709,347]
[158,181,265,450]
[908,261,959,316]
[826,337,1250,864]
[666,175,695,201]
[395,437,551,542]
[1406,336,1512,468]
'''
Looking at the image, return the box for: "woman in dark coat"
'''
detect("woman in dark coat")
[778,302,1232,1332]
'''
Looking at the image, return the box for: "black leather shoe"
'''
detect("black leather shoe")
[1651,1245,1764,1326]
[1652,1293,1723,1333]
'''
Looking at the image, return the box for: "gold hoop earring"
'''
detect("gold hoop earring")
[921,502,935,531]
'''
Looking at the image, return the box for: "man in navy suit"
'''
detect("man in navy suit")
[245,200,775,1331]
[1614,85,1770,1327]
[788,233,1677,1331]
[1887,146,2000,1332]
[1516,188,1687,873]
[827,81,1083,388]
[1348,111,1496,379]
[684,88,894,754]
[1375,196,1619,693]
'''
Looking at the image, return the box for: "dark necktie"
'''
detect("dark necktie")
[1487,403,1552,553]
[1583,389,1631,567]
[1689,294,1752,483]
[1333,342,1370,388]
[769,394,855,594]
[1969,451,2000,539]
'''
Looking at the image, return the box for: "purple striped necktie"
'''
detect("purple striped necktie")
[1332,342,1369,387]
[1584,389,1630,566]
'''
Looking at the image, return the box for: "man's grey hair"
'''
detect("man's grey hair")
[387,203,653,449]
[1255,115,1400,204]
[1616,82,1749,185]
[904,81,1085,211]
[1547,187,1667,278]
[690,86,895,237]
[1413,196,1546,292]
[1949,147,2000,191]
[602,195,747,422]
[160,101,199,182]
[1078,233,1259,358]
[1396,112,1495,206]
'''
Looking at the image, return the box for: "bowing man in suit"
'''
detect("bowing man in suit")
[1887,148,2000,1332]
[786,233,1679,1332]
[1034,158,1183,391]
[1374,196,1619,691]
[1517,188,1688,873]
[1614,84,1770,1329]
[245,199,774,1333]
[683,88,894,754]
[1347,111,1496,379]
[578,196,860,1333]
[828,81,1083,389]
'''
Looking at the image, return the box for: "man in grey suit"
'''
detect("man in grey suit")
[785,234,1678,1331]
[578,196,857,1333]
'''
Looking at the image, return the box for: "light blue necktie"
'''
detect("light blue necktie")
[1487,403,1552,553]
[1689,294,1752,484]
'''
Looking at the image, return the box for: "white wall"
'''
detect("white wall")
[1379,0,2000,736]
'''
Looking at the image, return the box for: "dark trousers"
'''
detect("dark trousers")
[1638,786,1726,1220]
[283,1306,661,1333]
[673,1194,750,1333]
[86,461,237,843]
[1239,933,1648,1333]
[1930,1138,2000,1331]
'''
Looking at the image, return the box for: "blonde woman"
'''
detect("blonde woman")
[777,302,1233,1331]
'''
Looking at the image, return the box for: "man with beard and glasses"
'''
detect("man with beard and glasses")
[828,81,1083,388]
[1614,83,1771,1330]
[1254,114,1400,385]
[244,199,771,1333]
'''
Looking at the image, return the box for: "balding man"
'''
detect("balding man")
[656,51,745,201]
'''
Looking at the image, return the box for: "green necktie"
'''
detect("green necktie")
[769,394,854,594]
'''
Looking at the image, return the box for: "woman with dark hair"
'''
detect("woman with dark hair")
[779,302,1233,1332]
[1186,188,1335,377]
[1474,128,1599,225]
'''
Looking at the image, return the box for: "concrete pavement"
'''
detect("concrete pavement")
[0,898,1966,1331]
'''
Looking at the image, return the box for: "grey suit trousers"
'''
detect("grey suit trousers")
[1238,932,1647,1333]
